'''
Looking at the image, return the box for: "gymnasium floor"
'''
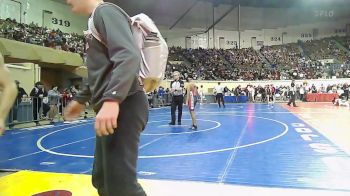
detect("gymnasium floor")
[0,103,350,196]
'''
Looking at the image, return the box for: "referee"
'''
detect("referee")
[169,71,184,125]
[214,82,225,108]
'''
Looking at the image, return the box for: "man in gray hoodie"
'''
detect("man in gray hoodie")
[64,0,148,195]
[48,86,61,124]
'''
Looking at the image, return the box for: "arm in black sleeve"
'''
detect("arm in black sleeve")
[170,81,174,93]
[94,5,141,103]
[30,88,36,97]
[180,81,185,88]
[20,88,27,96]
[42,90,48,97]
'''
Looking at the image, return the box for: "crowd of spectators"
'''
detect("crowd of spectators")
[335,36,350,64]
[302,38,350,65]
[303,38,336,60]
[165,36,350,81]
[1,18,349,81]
[224,48,263,68]
[337,36,350,50]
[260,43,301,68]
[167,47,266,81]
[0,18,84,57]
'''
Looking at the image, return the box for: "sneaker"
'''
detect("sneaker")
[190,125,198,130]
[36,122,41,126]
[168,122,175,125]
[178,122,181,125]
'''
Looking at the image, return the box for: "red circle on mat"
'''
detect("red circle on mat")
[32,190,72,196]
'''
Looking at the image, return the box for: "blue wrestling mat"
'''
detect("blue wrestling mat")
[0,104,349,191]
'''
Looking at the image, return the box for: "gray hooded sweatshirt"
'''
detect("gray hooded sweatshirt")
[74,4,143,111]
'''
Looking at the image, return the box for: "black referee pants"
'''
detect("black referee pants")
[171,95,183,124]
[287,94,297,107]
[216,93,225,107]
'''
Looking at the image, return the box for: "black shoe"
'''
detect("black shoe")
[50,121,55,125]
[169,122,175,125]
[190,125,198,130]
[178,122,181,125]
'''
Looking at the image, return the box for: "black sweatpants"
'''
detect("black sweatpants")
[344,90,349,101]
[32,100,42,123]
[216,93,225,107]
[92,91,149,196]
[287,94,297,107]
[171,95,183,124]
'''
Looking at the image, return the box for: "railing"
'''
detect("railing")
[6,96,77,128]
[6,90,321,129]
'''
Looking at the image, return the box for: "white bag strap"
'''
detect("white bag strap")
[130,15,153,37]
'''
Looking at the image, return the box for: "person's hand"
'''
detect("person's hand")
[95,101,119,137]
[64,100,85,121]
